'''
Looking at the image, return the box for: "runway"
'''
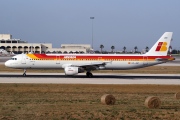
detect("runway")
[0,73,180,85]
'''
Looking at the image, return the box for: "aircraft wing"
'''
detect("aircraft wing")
[73,61,111,70]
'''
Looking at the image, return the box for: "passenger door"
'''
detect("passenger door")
[143,56,148,65]
[21,55,26,64]
[56,55,60,64]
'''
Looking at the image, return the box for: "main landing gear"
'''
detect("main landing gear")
[86,72,93,78]
[23,69,26,76]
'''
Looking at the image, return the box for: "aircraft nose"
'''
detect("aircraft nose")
[5,61,10,67]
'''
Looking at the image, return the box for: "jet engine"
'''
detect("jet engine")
[64,67,84,75]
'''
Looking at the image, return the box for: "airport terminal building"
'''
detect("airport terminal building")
[0,34,92,54]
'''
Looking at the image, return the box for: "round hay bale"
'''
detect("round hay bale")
[174,92,180,99]
[145,96,161,109]
[101,94,116,105]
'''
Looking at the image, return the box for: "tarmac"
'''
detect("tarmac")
[0,73,180,85]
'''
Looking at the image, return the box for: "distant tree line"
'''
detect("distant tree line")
[96,44,179,54]
[98,44,143,53]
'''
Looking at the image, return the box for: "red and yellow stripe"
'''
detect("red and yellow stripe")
[26,54,173,61]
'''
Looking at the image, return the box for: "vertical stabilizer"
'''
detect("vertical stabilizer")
[145,32,173,56]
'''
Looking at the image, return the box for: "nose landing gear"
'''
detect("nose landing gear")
[23,69,26,76]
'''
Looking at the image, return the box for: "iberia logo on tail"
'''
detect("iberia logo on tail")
[155,42,167,51]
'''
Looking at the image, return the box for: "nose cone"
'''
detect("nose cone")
[5,61,10,67]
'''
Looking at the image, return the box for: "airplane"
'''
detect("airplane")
[5,32,175,77]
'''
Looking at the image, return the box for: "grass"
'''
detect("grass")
[0,64,180,119]
[0,84,180,119]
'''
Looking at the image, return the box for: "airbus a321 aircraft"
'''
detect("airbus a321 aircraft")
[5,32,175,77]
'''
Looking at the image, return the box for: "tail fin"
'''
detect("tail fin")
[145,32,173,56]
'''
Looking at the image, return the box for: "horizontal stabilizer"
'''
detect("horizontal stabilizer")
[155,57,175,62]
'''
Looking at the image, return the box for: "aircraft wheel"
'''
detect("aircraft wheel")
[86,72,93,78]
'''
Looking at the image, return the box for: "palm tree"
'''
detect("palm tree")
[111,46,115,52]
[134,46,138,53]
[100,44,104,53]
[145,46,149,52]
[123,46,126,53]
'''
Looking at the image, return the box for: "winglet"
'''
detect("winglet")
[145,32,173,56]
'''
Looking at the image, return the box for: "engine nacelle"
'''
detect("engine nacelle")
[64,67,84,76]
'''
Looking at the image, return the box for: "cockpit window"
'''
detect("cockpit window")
[10,58,17,60]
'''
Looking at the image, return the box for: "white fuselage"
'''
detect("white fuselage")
[5,54,168,70]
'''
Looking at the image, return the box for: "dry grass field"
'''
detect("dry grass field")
[0,84,180,120]
[0,64,180,119]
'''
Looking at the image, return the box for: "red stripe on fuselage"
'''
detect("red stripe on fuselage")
[31,54,172,60]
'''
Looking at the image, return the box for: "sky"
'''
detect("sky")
[0,0,180,51]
